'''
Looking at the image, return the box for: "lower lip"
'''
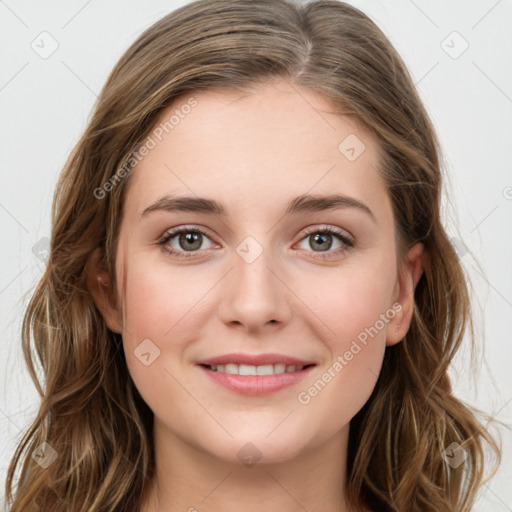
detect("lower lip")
[198,365,316,396]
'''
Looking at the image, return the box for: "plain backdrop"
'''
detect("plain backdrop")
[1,0,511,510]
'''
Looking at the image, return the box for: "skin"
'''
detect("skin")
[89,78,424,512]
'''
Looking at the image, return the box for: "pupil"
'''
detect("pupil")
[311,233,332,251]
[180,232,202,251]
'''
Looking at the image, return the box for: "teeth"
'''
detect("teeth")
[208,363,305,375]
[257,364,274,376]
[225,363,238,374]
[273,364,286,374]
[239,364,256,376]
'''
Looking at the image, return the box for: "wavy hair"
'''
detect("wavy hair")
[5,0,500,510]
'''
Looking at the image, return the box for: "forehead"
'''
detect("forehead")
[124,79,389,220]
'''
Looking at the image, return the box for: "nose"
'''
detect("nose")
[217,240,293,334]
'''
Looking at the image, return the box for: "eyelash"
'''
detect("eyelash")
[158,225,355,260]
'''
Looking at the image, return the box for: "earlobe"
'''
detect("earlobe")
[86,248,123,334]
[386,242,426,346]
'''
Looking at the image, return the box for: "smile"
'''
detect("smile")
[203,363,314,375]
[198,363,316,395]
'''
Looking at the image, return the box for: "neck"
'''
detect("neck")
[140,419,354,512]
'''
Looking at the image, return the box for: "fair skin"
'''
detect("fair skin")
[89,78,424,512]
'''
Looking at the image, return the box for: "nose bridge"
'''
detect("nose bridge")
[217,234,292,330]
[234,234,281,307]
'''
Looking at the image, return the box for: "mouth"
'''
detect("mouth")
[198,362,316,395]
[199,363,316,375]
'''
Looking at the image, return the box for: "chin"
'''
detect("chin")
[221,425,315,467]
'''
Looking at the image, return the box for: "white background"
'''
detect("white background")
[1,0,511,510]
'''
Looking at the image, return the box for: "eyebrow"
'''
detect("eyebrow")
[141,193,376,222]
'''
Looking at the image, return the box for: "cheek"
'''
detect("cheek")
[305,259,396,348]
[294,263,395,417]
[118,257,217,422]
[121,255,214,345]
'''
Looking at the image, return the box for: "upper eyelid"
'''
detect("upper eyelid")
[300,224,353,238]
[162,224,215,238]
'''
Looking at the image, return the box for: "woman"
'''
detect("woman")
[5,1,500,510]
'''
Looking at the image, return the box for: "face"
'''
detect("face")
[95,78,420,465]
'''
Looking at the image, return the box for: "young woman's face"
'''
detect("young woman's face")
[111,79,414,465]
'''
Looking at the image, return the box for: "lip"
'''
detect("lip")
[196,352,316,366]
[198,364,316,396]
[196,353,317,396]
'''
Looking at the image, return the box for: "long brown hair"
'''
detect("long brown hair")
[5,1,500,510]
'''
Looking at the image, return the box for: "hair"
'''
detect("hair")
[5,0,501,510]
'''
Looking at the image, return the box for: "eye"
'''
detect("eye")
[295,225,355,259]
[158,226,216,258]
[158,224,355,260]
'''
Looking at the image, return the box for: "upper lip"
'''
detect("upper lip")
[196,353,316,367]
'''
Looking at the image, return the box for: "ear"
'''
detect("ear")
[86,247,123,334]
[386,242,427,346]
